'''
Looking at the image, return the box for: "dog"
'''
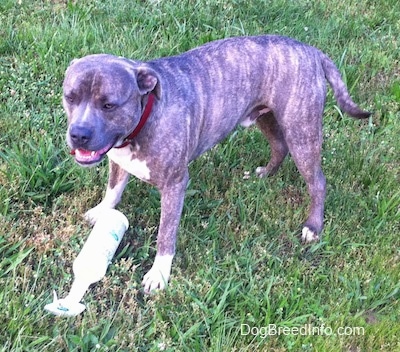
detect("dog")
[63,35,370,293]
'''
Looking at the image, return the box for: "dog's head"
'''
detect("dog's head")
[63,54,161,166]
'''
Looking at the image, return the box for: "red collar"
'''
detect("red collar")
[116,93,155,149]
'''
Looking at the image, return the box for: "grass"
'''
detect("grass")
[0,0,399,351]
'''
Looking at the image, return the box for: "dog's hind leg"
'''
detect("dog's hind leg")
[281,113,326,243]
[255,111,289,178]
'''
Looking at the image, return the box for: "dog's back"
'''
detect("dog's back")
[147,35,369,158]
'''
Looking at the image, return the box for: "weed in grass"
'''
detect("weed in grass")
[0,237,33,279]
[0,136,76,209]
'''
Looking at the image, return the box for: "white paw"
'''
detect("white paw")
[301,226,320,243]
[142,254,173,294]
[84,205,113,225]
[255,166,267,178]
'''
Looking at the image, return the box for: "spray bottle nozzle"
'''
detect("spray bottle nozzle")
[44,290,86,317]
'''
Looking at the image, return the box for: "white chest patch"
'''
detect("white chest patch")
[107,147,151,181]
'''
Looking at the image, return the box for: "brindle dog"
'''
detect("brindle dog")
[63,35,370,293]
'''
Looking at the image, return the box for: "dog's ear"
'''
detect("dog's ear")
[135,66,161,99]
[68,58,79,66]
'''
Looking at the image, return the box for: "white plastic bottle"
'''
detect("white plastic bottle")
[44,209,129,317]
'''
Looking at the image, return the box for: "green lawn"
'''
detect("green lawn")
[0,0,399,351]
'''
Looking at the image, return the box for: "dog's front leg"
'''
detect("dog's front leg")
[142,172,189,293]
[85,160,130,225]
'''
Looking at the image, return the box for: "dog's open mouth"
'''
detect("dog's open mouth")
[71,144,113,165]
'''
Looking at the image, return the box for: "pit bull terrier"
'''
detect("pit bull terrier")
[63,35,370,293]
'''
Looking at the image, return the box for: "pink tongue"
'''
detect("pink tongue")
[75,149,100,162]
[70,143,113,163]
[78,149,94,156]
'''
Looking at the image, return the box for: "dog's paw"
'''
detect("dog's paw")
[84,205,113,225]
[301,226,320,243]
[142,254,173,294]
[255,166,278,178]
[255,166,268,178]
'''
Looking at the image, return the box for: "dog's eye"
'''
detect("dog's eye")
[103,103,115,110]
[65,95,74,103]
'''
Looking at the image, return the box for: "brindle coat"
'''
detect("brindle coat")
[64,35,370,293]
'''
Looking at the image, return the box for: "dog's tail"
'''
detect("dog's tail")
[320,53,371,119]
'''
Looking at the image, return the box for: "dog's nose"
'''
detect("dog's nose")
[69,125,93,147]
